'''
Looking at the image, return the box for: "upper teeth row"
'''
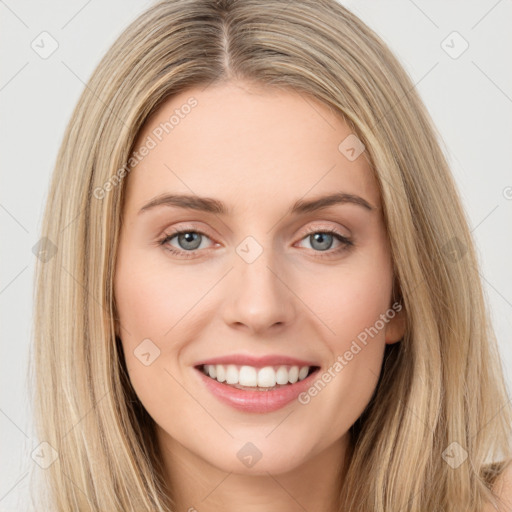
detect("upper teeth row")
[202,364,311,387]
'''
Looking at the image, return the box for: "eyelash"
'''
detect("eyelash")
[157,225,354,260]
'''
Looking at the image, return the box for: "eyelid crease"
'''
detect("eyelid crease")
[156,224,354,260]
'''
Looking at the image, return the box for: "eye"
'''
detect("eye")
[157,225,353,260]
[296,227,353,258]
[158,227,215,259]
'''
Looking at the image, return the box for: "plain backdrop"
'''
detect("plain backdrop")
[1,1,511,510]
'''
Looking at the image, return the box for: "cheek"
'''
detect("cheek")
[295,245,393,416]
[114,248,187,387]
[114,245,226,408]
[304,245,394,347]
[115,247,206,341]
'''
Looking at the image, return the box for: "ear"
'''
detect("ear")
[384,304,406,344]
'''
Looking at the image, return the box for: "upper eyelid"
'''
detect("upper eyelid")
[160,224,351,246]
[161,221,349,236]
[159,225,353,263]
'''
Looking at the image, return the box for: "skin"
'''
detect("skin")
[114,79,406,511]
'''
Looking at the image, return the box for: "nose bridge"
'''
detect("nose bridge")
[223,233,295,332]
[236,234,278,288]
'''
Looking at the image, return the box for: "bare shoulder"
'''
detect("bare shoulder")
[483,460,512,511]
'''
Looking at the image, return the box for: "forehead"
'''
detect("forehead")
[124,80,380,215]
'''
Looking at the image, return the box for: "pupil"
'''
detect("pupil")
[179,232,201,250]
[312,233,332,251]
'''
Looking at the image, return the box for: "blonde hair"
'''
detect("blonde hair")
[30,0,512,510]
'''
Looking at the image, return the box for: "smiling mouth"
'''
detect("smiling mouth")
[195,364,321,391]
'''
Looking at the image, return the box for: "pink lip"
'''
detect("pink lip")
[194,354,319,368]
[194,366,320,413]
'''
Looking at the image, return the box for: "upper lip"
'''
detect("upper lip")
[194,354,320,368]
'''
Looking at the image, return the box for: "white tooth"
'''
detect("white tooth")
[226,364,239,385]
[298,366,309,381]
[239,365,258,386]
[206,364,311,387]
[216,364,226,382]
[257,366,277,387]
[288,366,299,384]
[275,366,289,385]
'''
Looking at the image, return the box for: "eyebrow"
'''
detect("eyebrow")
[138,192,375,216]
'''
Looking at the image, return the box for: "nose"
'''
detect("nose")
[221,243,297,335]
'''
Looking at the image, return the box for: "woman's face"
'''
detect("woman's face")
[114,80,404,476]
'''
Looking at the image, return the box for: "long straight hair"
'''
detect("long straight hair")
[30,0,512,510]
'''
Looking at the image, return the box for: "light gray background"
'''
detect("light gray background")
[1,1,511,510]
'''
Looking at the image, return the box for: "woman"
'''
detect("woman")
[30,0,512,510]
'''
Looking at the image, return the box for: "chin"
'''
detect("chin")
[195,434,318,476]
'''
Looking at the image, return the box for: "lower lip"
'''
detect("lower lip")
[194,367,320,413]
